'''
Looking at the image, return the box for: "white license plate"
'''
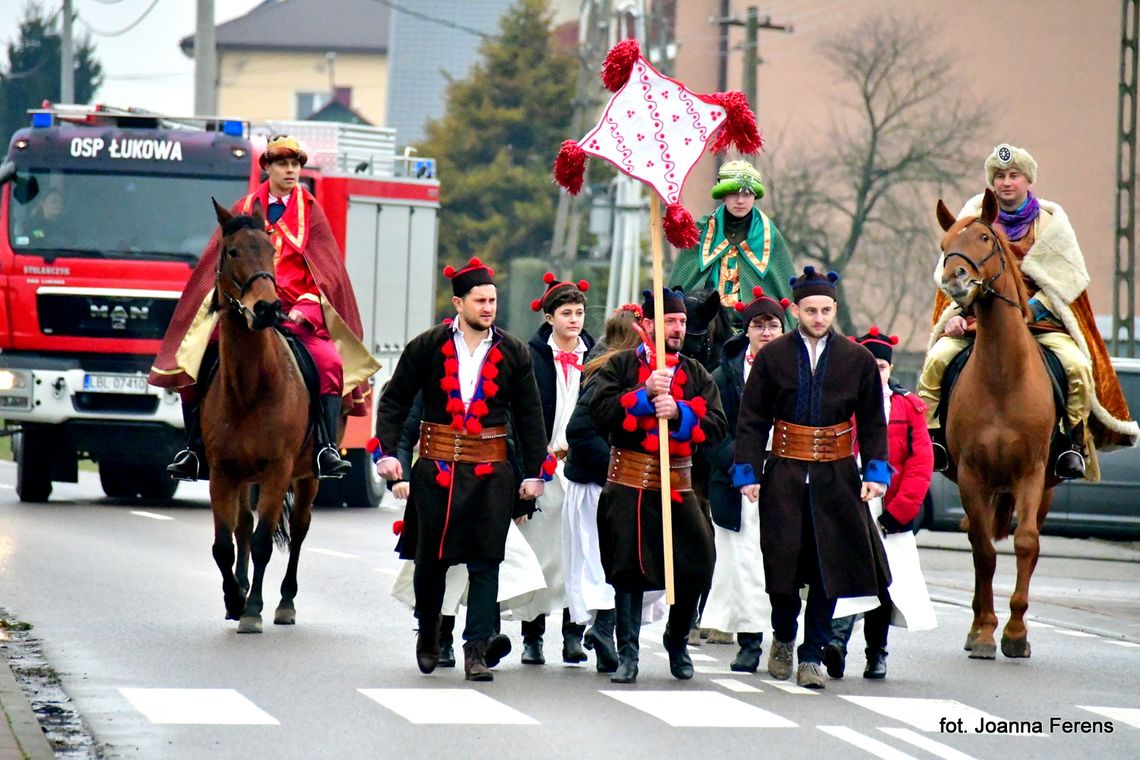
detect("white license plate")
[82,373,149,394]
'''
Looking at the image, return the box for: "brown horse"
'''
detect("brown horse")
[935,188,1059,659]
[205,198,320,633]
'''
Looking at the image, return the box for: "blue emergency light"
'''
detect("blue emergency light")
[31,112,53,128]
[222,120,243,136]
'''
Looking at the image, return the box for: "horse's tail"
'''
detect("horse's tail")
[992,492,1015,541]
[274,488,294,551]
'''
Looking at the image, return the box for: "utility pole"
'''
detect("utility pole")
[194,0,217,115]
[1114,0,1138,357]
[710,6,791,115]
[60,0,74,103]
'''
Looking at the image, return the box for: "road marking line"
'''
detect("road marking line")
[601,690,796,727]
[710,678,762,693]
[840,696,1007,734]
[119,688,278,725]
[695,666,737,675]
[1025,620,1054,629]
[0,483,13,490]
[1105,640,1140,648]
[1076,706,1140,730]
[130,511,174,521]
[819,726,917,760]
[653,651,718,662]
[878,727,979,760]
[374,567,399,576]
[359,688,538,725]
[1052,629,1098,638]
[761,679,821,695]
[304,547,360,559]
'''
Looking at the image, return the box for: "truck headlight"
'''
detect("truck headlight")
[0,369,33,409]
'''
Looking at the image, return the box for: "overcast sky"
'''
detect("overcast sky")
[2,0,266,116]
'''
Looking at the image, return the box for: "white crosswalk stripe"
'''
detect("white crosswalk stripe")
[601,690,797,727]
[819,726,918,759]
[653,651,718,662]
[118,688,278,725]
[359,688,538,724]
[1052,629,1099,638]
[1105,640,1140,648]
[878,727,980,760]
[710,678,763,693]
[839,696,1011,735]
[1076,706,1140,730]
[762,679,821,695]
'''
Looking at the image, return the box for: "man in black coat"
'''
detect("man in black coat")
[376,258,551,682]
[734,267,891,689]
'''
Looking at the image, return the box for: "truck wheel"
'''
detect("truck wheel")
[137,465,178,501]
[99,460,138,499]
[14,430,53,502]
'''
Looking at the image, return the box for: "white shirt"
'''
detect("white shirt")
[453,322,494,409]
[799,329,829,373]
[547,334,587,451]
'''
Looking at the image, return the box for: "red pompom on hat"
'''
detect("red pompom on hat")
[445,257,496,298]
[532,271,592,313]
[855,325,900,363]
[738,285,787,328]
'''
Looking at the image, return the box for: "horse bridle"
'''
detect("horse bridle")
[942,219,1021,310]
[217,247,279,323]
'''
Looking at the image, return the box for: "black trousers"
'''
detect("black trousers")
[830,590,892,652]
[521,608,583,640]
[413,558,499,642]
[769,492,836,665]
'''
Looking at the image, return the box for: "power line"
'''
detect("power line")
[369,0,495,41]
[77,0,161,37]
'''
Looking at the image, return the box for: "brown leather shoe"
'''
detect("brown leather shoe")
[416,616,440,674]
[464,640,494,682]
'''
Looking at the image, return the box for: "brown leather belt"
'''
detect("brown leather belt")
[420,421,508,463]
[606,447,692,492]
[771,419,854,462]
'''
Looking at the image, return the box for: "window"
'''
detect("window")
[295,91,331,119]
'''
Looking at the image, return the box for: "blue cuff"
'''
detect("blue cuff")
[1027,297,1051,322]
[864,459,891,486]
[731,463,757,488]
[628,388,654,416]
[669,400,699,442]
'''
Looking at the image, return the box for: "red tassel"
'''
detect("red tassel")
[689,396,708,418]
[444,358,459,375]
[542,457,557,476]
[622,414,638,432]
[706,91,763,155]
[450,415,465,430]
[483,380,499,398]
[441,341,457,357]
[489,347,503,363]
[392,520,404,536]
[365,437,380,454]
[441,376,460,393]
[673,368,687,388]
[469,399,488,417]
[481,364,498,380]
[601,39,640,92]
[436,470,452,488]
[554,140,587,195]
[641,433,659,452]
[663,203,699,249]
[671,491,683,504]
[639,415,657,431]
[691,425,706,444]
[446,397,464,415]
[474,462,494,478]
[620,391,639,409]
[466,418,483,435]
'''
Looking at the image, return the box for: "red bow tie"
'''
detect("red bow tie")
[745,352,756,365]
[554,350,583,380]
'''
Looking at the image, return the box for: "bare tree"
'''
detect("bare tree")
[766,15,990,340]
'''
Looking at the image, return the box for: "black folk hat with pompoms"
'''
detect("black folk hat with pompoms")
[734,285,789,327]
[789,265,839,303]
[444,257,495,298]
[851,326,899,363]
[641,287,687,320]
[531,272,590,313]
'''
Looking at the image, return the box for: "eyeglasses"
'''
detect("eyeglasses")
[750,323,782,334]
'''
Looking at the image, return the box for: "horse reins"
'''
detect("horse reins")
[942,219,1021,310]
[217,245,279,322]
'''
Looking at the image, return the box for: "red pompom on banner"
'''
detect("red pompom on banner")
[466,418,483,435]
[705,91,763,155]
[474,462,494,478]
[482,380,499,398]
[622,414,638,432]
[601,38,640,92]
[436,470,452,488]
[554,140,587,195]
[663,203,699,249]
[392,520,404,536]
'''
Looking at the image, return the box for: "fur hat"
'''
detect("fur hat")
[444,257,495,298]
[985,143,1037,185]
[851,325,899,363]
[531,272,590,313]
[641,288,687,319]
[734,285,788,326]
[789,265,839,303]
[711,160,766,200]
[259,135,308,169]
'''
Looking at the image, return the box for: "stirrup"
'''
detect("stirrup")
[166,449,200,482]
[316,446,351,480]
[931,441,949,473]
[1053,449,1086,480]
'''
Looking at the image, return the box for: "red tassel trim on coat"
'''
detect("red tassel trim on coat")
[474,462,494,478]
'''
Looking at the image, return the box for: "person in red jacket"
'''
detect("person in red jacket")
[825,326,934,680]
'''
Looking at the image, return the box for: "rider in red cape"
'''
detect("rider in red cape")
[149,135,379,481]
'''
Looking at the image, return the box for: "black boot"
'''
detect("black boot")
[930,428,949,473]
[463,639,493,682]
[662,628,694,680]
[584,608,619,673]
[611,592,642,684]
[864,648,888,679]
[730,632,764,673]
[1053,423,1087,480]
[438,615,456,668]
[416,614,441,674]
[167,400,204,482]
[562,610,588,664]
[522,637,545,665]
[315,395,351,480]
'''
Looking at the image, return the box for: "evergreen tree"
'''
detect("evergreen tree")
[417,0,576,324]
[0,3,103,143]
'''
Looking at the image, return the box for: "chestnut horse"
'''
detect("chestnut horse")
[205,199,319,633]
[934,188,1059,659]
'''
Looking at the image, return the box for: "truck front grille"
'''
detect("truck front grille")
[72,393,159,415]
[38,293,179,340]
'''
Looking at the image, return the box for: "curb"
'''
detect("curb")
[927,591,1140,645]
[0,642,55,760]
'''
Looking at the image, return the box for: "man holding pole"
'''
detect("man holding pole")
[588,288,727,684]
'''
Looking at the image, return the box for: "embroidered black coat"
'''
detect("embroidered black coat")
[735,329,891,598]
[701,333,750,530]
[377,323,548,563]
[588,348,728,592]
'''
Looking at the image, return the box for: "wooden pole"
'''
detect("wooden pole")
[648,194,675,605]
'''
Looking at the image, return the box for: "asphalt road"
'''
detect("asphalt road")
[1,464,1138,759]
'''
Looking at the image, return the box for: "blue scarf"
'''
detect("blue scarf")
[997,192,1039,242]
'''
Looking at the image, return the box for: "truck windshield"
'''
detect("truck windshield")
[7,169,248,260]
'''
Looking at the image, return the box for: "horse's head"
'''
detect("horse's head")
[934,188,1029,318]
[211,198,280,331]
[681,289,732,369]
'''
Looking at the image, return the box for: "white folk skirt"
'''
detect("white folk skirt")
[700,494,769,633]
[500,464,569,621]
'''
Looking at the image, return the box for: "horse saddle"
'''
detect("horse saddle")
[274,326,323,418]
[938,340,1068,437]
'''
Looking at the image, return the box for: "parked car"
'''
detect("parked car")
[922,356,1140,539]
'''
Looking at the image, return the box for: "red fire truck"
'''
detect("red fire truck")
[0,106,439,506]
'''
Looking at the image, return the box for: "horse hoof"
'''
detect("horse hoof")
[274,608,296,625]
[963,633,977,651]
[968,641,997,659]
[1001,636,1032,658]
[237,615,263,634]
